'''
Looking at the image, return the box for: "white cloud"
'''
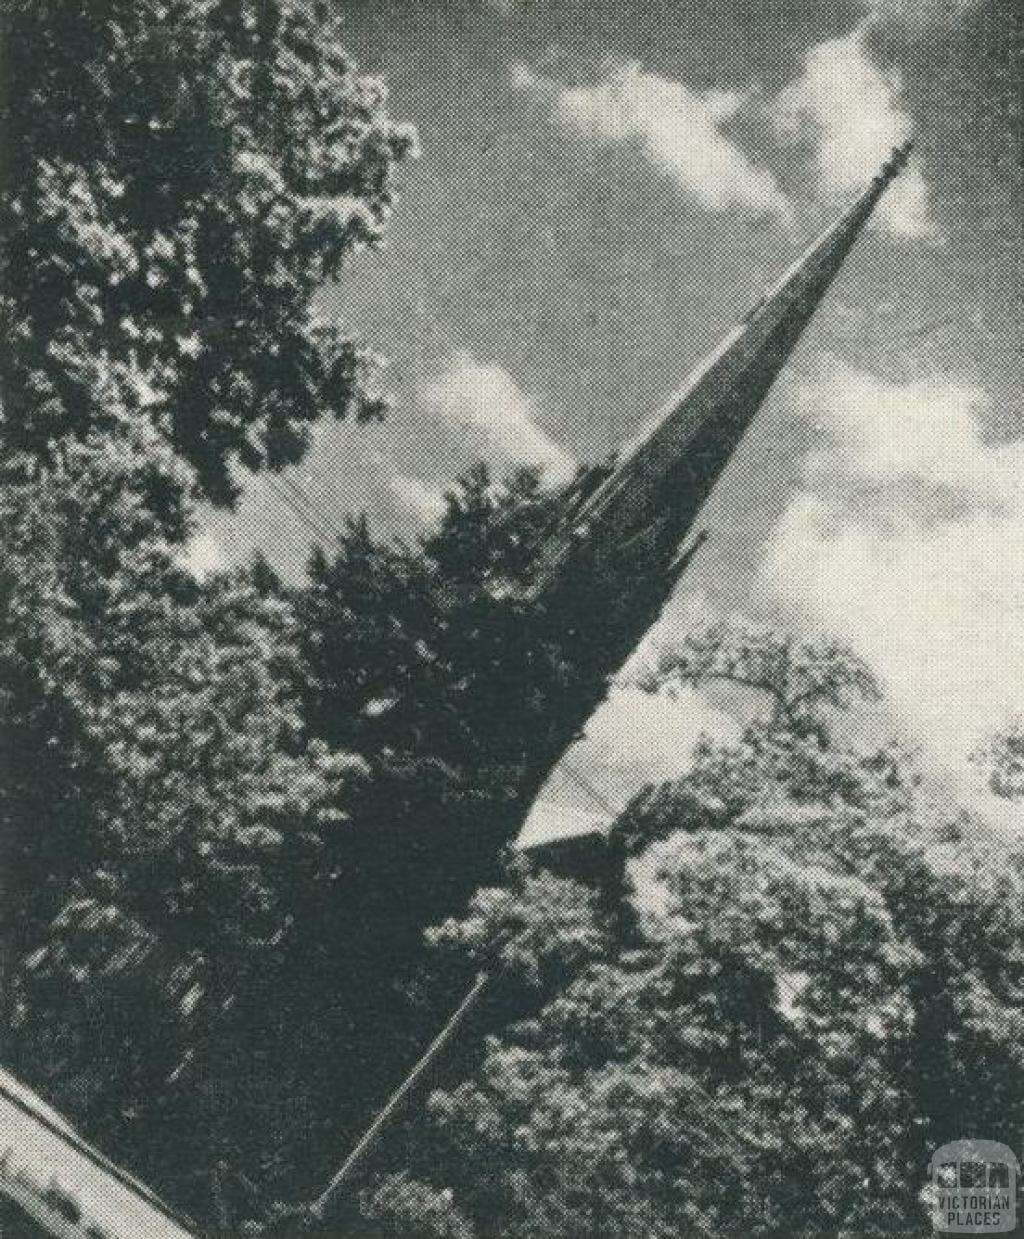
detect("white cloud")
[514,61,791,222]
[761,361,1024,801]
[797,361,1023,508]
[182,531,225,579]
[390,474,448,523]
[580,683,739,790]
[420,353,574,483]
[773,28,934,239]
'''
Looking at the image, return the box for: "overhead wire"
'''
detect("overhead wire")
[262,472,339,545]
[275,471,345,542]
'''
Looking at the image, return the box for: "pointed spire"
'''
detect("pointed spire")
[512,144,915,802]
[532,141,915,595]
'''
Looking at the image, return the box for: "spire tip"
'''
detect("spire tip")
[873,138,914,188]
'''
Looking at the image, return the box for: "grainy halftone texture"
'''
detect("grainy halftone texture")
[2,1,1022,1236]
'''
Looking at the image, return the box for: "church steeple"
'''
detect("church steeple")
[533,139,914,594]
[517,141,915,801]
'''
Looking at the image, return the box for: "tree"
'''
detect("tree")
[236,465,607,1209]
[293,464,600,965]
[371,622,1024,1238]
[0,436,367,1210]
[298,464,575,763]
[0,0,415,510]
[0,458,611,1226]
[0,1,419,1220]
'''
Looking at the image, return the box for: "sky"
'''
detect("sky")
[197,0,1022,837]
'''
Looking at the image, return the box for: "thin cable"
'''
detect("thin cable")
[272,474,339,543]
[263,474,336,545]
[275,471,345,542]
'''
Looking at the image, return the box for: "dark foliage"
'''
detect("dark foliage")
[0,0,414,512]
[0,452,611,1225]
[374,629,1024,1238]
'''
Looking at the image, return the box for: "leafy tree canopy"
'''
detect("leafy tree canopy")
[0,0,415,512]
[370,625,1024,1239]
[0,442,365,1201]
[1,461,606,1222]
